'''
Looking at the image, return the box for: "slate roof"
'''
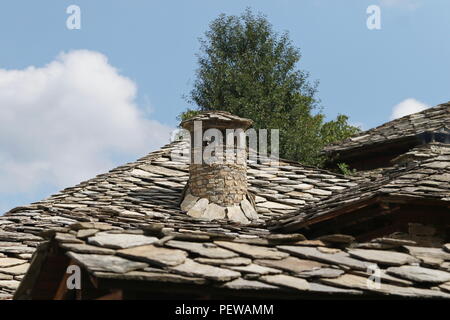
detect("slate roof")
[0,140,359,299]
[1,116,449,299]
[15,219,450,299]
[270,143,450,232]
[323,103,450,155]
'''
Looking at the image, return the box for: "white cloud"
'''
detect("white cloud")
[380,0,422,10]
[390,98,430,120]
[0,50,173,195]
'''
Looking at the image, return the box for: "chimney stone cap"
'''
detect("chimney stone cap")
[180,111,253,131]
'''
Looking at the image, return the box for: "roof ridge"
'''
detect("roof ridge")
[322,101,450,154]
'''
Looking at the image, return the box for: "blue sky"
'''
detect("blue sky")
[1,0,449,212]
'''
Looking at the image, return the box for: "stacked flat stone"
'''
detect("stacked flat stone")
[180,111,258,224]
[16,220,450,300]
[1,108,449,299]
[180,190,258,224]
[189,163,247,206]
[0,136,358,299]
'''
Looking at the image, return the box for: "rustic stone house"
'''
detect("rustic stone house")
[0,105,449,300]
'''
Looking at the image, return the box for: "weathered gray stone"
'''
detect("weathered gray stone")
[180,193,199,212]
[308,282,362,295]
[0,280,20,291]
[94,271,206,285]
[294,240,326,247]
[292,183,313,191]
[215,241,289,260]
[286,191,314,200]
[70,222,117,231]
[0,263,29,276]
[354,242,397,250]
[322,273,450,298]
[88,233,157,249]
[317,247,341,254]
[223,278,279,290]
[347,248,419,266]
[142,267,167,273]
[440,262,450,272]
[260,274,309,291]
[55,233,84,243]
[0,273,13,280]
[118,245,187,267]
[240,199,258,221]
[130,168,157,178]
[226,206,250,224]
[194,257,251,266]
[202,203,226,220]
[76,229,99,239]
[187,198,209,218]
[444,244,450,253]
[137,164,186,177]
[0,293,12,299]
[278,246,371,271]
[60,243,115,255]
[352,269,413,287]
[439,282,450,293]
[404,246,450,265]
[254,257,324,274]
[0,231,41,242]
[265,234,306,244]
[298,268,344,278]
[0,246,35,254]
[319,234,355,244]
[67,252,147,273]
[0,258,27,268]
[374,237,416,246]
[228,264,281,275]
[166,240,237,259]
[280,198,306,205]
[387,265,450,284]
[15,253,32,260]
[234,237,269,245]
[116,209,145,218]
[257,202,294,210]
[169,259,241,281]
[305,188,332,196]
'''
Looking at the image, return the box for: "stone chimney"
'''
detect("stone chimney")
[179,111,259,224]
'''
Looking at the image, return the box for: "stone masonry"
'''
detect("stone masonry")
[179,111,258,224]
[189,162,247,206]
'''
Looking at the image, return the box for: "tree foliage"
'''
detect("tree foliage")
[181,9,359,166]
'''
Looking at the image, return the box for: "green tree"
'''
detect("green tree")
[181,9,359,166]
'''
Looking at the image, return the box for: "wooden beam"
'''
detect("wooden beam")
[282,196,380,232]
[28,245,72,300]
[302,203,394,238]
[53,271,70,300]
[96,290,123,300]
[89,274,99,289]
[279,195,450,234]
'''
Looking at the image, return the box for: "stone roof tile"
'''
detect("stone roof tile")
[324,103,450,155]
